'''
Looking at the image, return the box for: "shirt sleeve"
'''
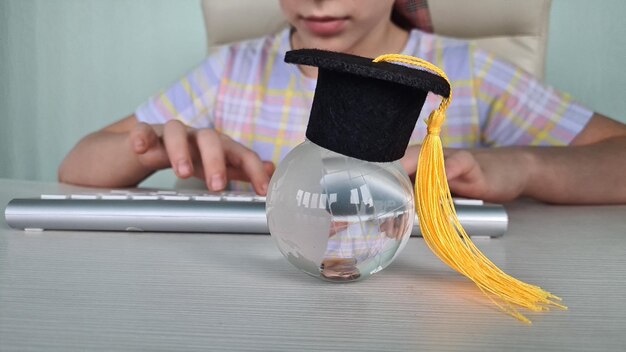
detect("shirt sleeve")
[134,47,229,129]
[473,48,593,147]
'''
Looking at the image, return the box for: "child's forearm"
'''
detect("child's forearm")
[520,136,626,204]
[58,130,154,188]
[445,136,626,205]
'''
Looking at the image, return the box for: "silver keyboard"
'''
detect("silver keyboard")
[4,190,508,237]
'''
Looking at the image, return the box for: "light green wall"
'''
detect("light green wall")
[1,0,625,184]
[0,0,206,184]
[546,0,626,122]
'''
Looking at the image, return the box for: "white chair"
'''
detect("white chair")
[201,0,552,80]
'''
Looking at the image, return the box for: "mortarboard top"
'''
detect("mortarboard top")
[285,49,449,163]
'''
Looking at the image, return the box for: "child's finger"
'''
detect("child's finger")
[222,138,270,195]
[129,122,161,154]
[162,120,194,179]
[399,144,421,175]
[194,128,227,192]
[444,150,475,181]
[127,122,170,170]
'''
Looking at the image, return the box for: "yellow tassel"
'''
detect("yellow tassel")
[373,54,566,323]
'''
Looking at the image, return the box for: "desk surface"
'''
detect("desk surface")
[1,178,625,351]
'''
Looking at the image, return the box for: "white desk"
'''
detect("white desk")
[1,178,625,351]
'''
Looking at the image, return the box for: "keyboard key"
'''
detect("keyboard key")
[41,194,67,200]
[193,195,222,201]
[155,190,178,195]
[223,195,254,202]
[100,194,129,200]
[70,194,99,200]
[453,198,484,206]
[130,195,160,200]
[161,195,191,201]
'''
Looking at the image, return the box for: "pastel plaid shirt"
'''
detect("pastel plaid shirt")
[136,28,593,167]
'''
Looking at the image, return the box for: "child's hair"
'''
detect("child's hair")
[391,0,433,32]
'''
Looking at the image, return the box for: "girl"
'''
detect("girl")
[59,0,626,204]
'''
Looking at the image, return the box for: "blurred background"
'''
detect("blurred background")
[1,0,625,187]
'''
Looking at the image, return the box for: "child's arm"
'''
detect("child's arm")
[401,113,626,204]
[58,115,154,188]
[58,115,273,194]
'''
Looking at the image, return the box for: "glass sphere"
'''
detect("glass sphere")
[266,140,414,282]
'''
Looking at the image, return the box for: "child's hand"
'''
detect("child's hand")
[128,120,274,195]
[400,145,530,203]
[444,149,528,203]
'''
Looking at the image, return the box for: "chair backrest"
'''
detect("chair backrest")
[201,0,552,80]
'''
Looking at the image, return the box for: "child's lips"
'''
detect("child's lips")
[300,16,349,36]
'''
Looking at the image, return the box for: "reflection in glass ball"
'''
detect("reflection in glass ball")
[266,140,415,282]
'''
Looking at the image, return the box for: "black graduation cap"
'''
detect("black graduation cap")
[284,49,450,163]
[283,49,565,323]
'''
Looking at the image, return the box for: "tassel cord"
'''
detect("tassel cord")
[373,54,566,323]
